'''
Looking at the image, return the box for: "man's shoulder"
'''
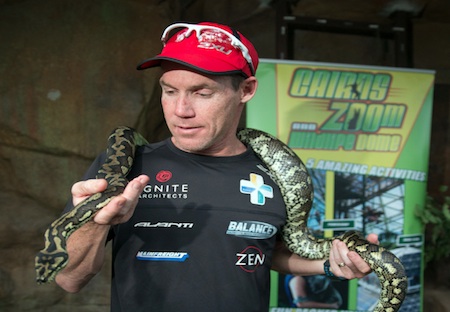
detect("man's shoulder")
[138,138,170,154]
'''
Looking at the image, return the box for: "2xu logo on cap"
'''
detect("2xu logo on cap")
[226,221,277,239]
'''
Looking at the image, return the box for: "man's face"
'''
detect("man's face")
[159,63,251,156]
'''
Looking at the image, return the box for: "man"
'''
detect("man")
[55,22,376,311]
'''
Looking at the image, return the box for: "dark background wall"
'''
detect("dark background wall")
[0,0,448,311]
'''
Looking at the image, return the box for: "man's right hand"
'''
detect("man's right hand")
[56,174,150,293]
[71,174,150,225]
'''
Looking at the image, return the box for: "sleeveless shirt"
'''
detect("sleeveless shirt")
[74,138,287,311]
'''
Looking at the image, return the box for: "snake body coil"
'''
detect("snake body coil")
[35,126,148,284]
[35,127,407,312]
[237,128,407,312]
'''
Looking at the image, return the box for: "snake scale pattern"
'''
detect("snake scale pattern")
[35,126,407,312]
[35,126,148,284]
[237,128,407,312]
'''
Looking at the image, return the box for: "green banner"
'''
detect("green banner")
[247,59,435,312]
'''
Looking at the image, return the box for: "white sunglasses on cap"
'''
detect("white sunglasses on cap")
[161,23,255,76]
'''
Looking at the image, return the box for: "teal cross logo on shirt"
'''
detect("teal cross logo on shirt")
[240,173,274,205]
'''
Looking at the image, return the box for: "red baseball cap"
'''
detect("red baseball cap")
[136,22,259,78]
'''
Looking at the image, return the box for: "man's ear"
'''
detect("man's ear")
[241,77,258,103]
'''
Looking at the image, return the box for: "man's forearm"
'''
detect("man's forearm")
[55,221,110,293]
[271,240,324,275]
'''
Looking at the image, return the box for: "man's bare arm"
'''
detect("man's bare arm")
[55,175,149,293]
[271,234,378,279]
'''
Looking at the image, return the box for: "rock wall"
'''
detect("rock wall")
[1,1,169,310]
[0,0,449,311]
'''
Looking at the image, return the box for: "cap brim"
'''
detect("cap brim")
[136,56,247,77]
[136,57,162,70]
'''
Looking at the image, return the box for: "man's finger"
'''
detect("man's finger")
[366,233,379,245]
[94,196,127,225]
[93,175,150,225]
[121,175,150,201]
[72,179,108,197]
[347,251,372,275]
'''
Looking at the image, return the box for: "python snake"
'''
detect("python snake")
[35,126,148,284]
[237,128,407,312]
[35,126,407,312]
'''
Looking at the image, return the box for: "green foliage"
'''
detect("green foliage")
[415,185,450,264]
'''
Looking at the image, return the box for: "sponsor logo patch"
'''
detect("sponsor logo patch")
[136,251,189,262]
[236,246,266,272]
[226,221,277,239]
[240,173,273,205]
[134,221,194,229]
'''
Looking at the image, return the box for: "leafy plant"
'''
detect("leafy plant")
[415,185,450,264]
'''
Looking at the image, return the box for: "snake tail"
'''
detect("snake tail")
[237,128,407,312]
[35,126,147,284]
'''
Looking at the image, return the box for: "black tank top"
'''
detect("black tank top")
[77,138,286,311]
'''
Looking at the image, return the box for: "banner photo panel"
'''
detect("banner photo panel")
[247,59,435,312]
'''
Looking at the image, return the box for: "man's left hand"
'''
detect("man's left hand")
[328,233,379,279]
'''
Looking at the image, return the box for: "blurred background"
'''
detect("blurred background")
[0,0,448,310]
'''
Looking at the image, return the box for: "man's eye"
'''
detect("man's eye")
[196,90,212,97]
[164,89,176,95]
